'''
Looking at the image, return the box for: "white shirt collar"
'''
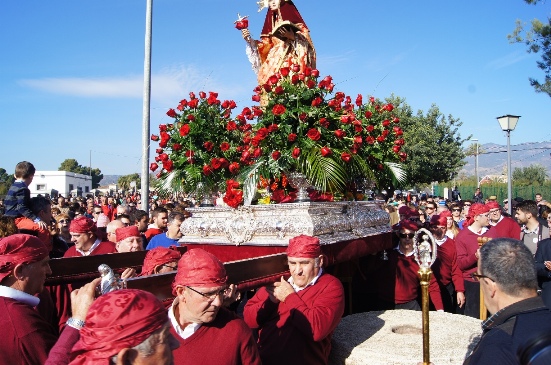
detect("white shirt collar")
[436,237,447,246]
[0,285,40,307]
[394,246,414,257]
[168,298,202,339]
[76,238,101,256]
[289,268,323,292]
[489,216,504,226]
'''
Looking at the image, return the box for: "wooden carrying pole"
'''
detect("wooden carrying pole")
[477,237,492,320]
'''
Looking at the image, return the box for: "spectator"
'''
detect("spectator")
[106,219,125,243]
[115,226,143,253]
[516,200,550,256]
[147,212,188,250]
[65,216,116,257]
[473,188,484,203]
[145,207,168,243]
[487,201,521,240]
[464,238,551,364]
[243,235,345,365]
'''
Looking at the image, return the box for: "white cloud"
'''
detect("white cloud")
[487,51,531,70]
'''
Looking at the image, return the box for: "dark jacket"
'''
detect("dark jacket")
[464,297,551,365]
[535,238,551,308]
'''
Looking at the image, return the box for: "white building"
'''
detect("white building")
[29,171,92,198]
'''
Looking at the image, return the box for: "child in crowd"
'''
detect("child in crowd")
[2,161,48,230]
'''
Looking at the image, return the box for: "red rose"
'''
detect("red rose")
[150,162,158,171]
[203,165,213,176]
[378,163,384,170]
[365,111,373,118]
[203,141,214,151]
[311,97,323,107]
[393,145,401,153]
[172,143,182,151]
[272,151,281,160]
[311,69,320,77]
[234,18,248,30]
[306,79,316,89]
[355,94,363,107]
[354,135,363,145]
[299,113,307,121]
[227,121,238,130]
[288,133,297,142]
[341,152,351,163]
[321,146,332,157]
[256,127,269,139]
[156,148,163,154]
[166,108,177,118]
[393,117,400,124]
[340,115,351,124]
[252,94,261,102]
[159,124,167,132]
[395,138,405,146]
[291,74,299,84]
[268,75,279,85]
[179,124,190,136]
[306,128,321,141]
[263,83,272,92]
[211,158,222,170]
[199,91,206,99]
[253,147,262,158]
[377,135,386,143]
[151,134,159,141]
[399,152,408,161]
[229,162,240,174]
[162,160,174,172]
[366,125,375,133]
[268,124,278,132]
[187,98,199,108]
[384,103,394,112]
[240,150,250,162]
[185,150,194,157]
[292,64,300,72]
[394,127,403,136]
[274,86,284,95]
[292,147,301,159]
[334,129,346,139]
[280,67,290,77]
[319,118,329,128]
[382,120,391,127]
[189,92,196,99]
[219,158,229,169]
[159,153,169,162]
[220,142,230,151]
[272,104,286,116]
[366,136,375,145]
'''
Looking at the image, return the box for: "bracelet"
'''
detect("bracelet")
[67,317,86,330]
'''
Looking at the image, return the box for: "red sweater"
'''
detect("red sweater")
[0,296,58,365]
[488,216,521,240]
[432,237,465,292]
[373,249,444,310]
[455,227,497,282]
[171,307,261,365]
[63,241,117,257]
[243,273,345,365]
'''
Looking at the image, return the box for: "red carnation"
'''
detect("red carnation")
[220,142,230,151]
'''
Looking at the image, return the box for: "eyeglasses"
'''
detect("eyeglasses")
[471,272,495,282]
[489,209,500,214]
[161,263,178,270]
[399,233,415,239]
[426,207,435,211]
[186,286,228,301]
[464,204,471,207]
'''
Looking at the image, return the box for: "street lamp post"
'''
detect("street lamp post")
[497,115,520,215]
[470,138,479,187]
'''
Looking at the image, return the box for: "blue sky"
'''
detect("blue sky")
[1,0,550,175]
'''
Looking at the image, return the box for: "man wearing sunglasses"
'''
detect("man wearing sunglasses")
[170,249,261,365]
[369,220,444,312]
[464,238,551,365]
[487,201,521,240]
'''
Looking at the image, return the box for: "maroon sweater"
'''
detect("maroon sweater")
[243,273,345,365]
[488,216,521,240]
[432,237,465,292]
[455,227,497,282]
[0,296,58,365]
[171,307,261,365]
[373,249,444,310]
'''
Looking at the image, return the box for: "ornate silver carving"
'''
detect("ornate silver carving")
[180,201,390,246]
[98,264,125,295]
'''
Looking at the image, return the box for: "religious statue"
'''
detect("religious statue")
[239,0,316,86]
[98,264,125,295]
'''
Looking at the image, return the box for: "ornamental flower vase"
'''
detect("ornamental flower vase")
[179,200,390,246]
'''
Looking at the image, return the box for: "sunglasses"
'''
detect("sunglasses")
[464,204,471,207]
[93,211,102,214]
[452,208,461,211]
[399,233,415,239]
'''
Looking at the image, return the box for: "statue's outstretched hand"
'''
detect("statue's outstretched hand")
[241,29,251,40]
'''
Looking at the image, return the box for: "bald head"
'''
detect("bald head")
[106,220,124,243]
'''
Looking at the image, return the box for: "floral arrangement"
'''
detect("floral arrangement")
[150,66,407,208]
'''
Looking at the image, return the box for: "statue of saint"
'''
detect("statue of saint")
[241,0,316,85]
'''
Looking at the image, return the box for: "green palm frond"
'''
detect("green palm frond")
[299,148,347,192]
[239,161,265,205]
[385,162,407,186]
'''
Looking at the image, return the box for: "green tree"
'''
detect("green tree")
[58,159,103,188]
[509,0,551,97]
[118,173,141,191]
[0,168,15,196]
[512,163,548,185]
[464,142,486,158]
[390,95,469,186]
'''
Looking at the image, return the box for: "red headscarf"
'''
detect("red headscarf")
[429,214,448,227]
[286,234,321,258]
[69,289,168,365]
[115,226,140,243]
[0,234,49,282]
[439,210,452,219]
[392,219,419,232]
[70,216,97,235]
[486,201,500,210]
[261,0,308,37]
[464,203,490,227]
[140,247,181,276]
[172,249,227,294]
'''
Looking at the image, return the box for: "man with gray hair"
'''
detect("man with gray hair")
[464,238,551,364]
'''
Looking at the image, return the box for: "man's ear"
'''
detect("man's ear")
[154,265,162,274]
[13,263,27,281]
[487,280,498,298]
[115,348,135,365]
[175,285,186,300]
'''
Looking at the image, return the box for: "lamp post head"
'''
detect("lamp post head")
[497,115,521,132]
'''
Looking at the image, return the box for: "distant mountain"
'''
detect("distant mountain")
[462,141,551,178]
[99,175,120,186]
